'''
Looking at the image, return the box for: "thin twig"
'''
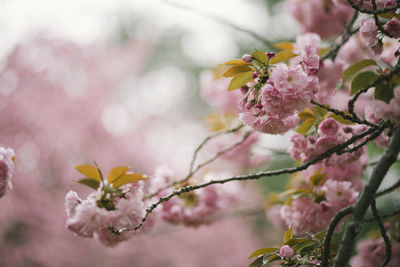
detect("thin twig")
[376,179,400,197]
[347,0,400,14]
[311,99,378,128]
[163,0,273,47]
[146,127,249,199]
[371,200,392,267]
[118,125,383,234]
[321,206,353,267]
[348,64,400,119]
[365,206,400,221]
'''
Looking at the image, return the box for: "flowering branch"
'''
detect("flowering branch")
[333,124,400,267]
[119,124,385,234]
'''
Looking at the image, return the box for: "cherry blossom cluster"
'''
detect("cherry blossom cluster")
[0,146,15,198]
[289,118,367,165]
[239,33,320,135]
[65,182,146,247]
[151,167,239,227]
[351,237,400,267]
[287,0,354,38]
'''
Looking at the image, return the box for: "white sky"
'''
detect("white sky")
[0,0,297,61]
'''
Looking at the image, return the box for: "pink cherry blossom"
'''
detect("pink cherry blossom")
[385,18,400,38]
[280,245,295,258]
[0,147,15,198]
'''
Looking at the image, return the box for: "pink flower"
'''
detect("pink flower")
[280,245,295,258]
[0,147,15,198]
[360,18,379,48]
[288,132,307,159]
[384,18,400,38]
[65,182,146,246]
[322,180,358,210]
[318,118,340,136]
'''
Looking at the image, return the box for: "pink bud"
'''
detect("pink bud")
[241,54,253,63]
[384,0,396,8]
[279,245,294,258]
[266,52,276,59]
[252,71,258,79]
[240,85,249,95]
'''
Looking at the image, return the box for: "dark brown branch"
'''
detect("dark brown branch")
[118,125,383,234]
[371,200,392,267]
[333,125,400,266]
[321,206,353,267]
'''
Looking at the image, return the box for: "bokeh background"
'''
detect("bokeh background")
[0,1,299,266]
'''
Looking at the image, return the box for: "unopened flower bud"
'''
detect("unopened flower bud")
[384,0,396,8]
[280,245,294,258]
[266,52,276,59]
[241,54,253,63]
[252,71,258,79]
[240,85,249,95]
[384,18,400,38]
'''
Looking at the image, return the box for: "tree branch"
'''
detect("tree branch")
[119,125,384,234]
[333,125,400,267]
[371,200,392,267]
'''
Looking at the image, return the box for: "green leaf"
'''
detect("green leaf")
[227,71,253,91]
[75,178,100,190]
[295,239,319,252]
[309,169,327,187]
[248,248,279,259]
[248,256,263,267]
[295,118,315,135]
[112,173,148,188]
[273,42,294,50]
[222,59,248,65]
[283,224,293,243]
[223,65,253,78]
[374,81,394,103]
[264,254,280,264]
[285,238,310,246]
[75,164,101,182]
[107,166,130,184]
[329,113,355,125]
[313,105,328,118]
[251,49,268,65]
[298,107,315,121]
[351,71,377,95]
[269,50,298,64]
[342,59,377,81]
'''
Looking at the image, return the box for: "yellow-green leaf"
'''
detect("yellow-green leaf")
[251,49,268,65]
[298,107,315,121]
[75,178,100,190]
[269,50,298,64]
[222,59,248,65]
[75,164,101,182]
[112,173,148,188]
[283,224,293,243]
[213,64,231,78]
[223,65,253,78]
[329,113,355,125]
[273,42,294,51]
[295,118,315,135]
[248,248,279,259]
[313,105,328,118]
[351,71,378,95]
[342,59,377,81]
[107,166,130,184]
[248,256,263,267]
[264,254,280,264]
[227,71,253,91]
[309,170,328,186]
[378,11,396,19]
[319,47,330,57]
